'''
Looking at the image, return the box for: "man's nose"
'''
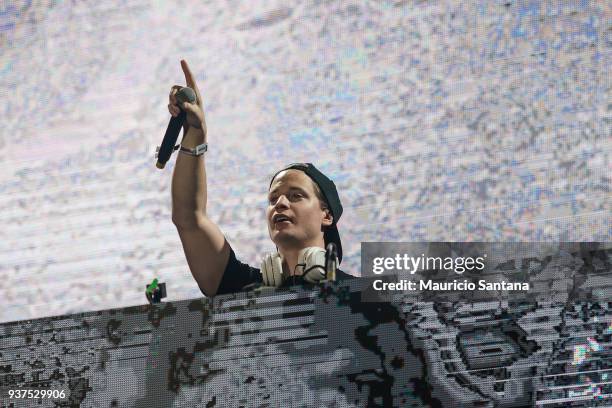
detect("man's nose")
[274,195,290,209]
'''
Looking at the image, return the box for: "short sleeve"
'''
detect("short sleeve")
[214,247,262,295]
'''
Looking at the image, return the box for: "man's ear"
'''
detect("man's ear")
[322,208,333,227]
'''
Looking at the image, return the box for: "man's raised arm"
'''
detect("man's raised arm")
[169,60,230,297]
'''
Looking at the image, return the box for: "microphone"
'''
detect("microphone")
[325,242,338,281]
[155,87,197,169]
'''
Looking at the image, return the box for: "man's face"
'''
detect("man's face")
[267,170,333,250]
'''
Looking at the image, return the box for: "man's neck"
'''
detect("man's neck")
[281,248,302,276]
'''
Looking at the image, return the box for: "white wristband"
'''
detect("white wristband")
[179,143,207,156]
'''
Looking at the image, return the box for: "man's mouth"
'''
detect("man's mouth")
[273,214,292,224]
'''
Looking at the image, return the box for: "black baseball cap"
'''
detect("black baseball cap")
[270,163,344,263]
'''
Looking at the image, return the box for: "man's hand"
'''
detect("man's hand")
[168,60,207,136]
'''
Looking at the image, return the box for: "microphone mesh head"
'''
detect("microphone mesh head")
[175,87,196,104]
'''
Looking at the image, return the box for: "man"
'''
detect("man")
[169,60,351,296]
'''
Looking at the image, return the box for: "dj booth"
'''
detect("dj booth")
[2,247,612,407]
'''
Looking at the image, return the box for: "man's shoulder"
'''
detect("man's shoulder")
[215,247,262,295]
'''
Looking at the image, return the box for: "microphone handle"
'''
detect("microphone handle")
[156,110,186,169]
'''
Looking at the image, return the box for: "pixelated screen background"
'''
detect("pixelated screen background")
[0,0,610,324]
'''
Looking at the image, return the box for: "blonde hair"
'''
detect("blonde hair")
[310,179,329,211]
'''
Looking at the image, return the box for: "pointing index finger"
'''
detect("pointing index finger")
[180,60,202,103]
[180,60,195,87]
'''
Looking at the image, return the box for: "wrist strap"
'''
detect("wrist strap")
[179,142,207,156]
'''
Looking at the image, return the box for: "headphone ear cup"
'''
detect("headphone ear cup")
[299,247,327,283]
[260,253,284,287]
[261,254,272,286]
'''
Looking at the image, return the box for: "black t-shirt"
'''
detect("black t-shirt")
[213,247,353,296]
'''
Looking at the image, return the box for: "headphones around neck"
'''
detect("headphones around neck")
[260,246,338,287]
